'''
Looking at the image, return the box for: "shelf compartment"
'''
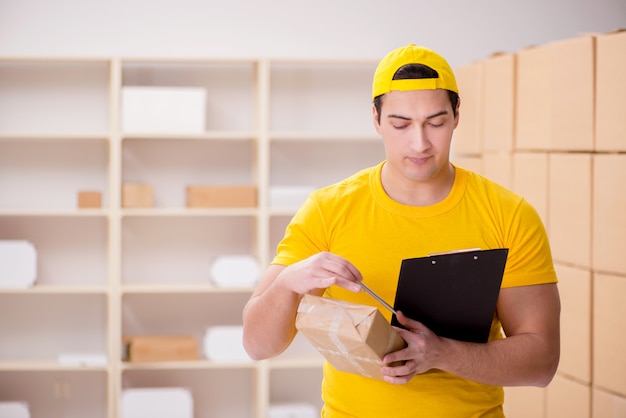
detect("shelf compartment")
[122,138,257,209]
[269,368,324,414]
[121,60,257,133]
[0,370,107,418]
[0,294,107,362]
[0,215,108,287]
[0,60,110,135]
[0,138,109,211]
[269,61,376,134]
[270,139,385,189]
[122,292,250,339]
[122,368,255,418]
[122,215,258,285]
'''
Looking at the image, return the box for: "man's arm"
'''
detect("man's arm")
[242,252,363,360]
[381,283,560,387]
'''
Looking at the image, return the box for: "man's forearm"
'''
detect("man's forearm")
[242,277,302,360]
[437,333,559,387]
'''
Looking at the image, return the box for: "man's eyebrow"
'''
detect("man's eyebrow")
[387,114,412,121]
[425,110,449,119]
[387,110,449,121]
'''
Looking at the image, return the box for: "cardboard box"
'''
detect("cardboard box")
[295,294,406,380]
[548,153,592,268]
[595,30,626,152]
[593,273,626,397]
[512,153,549,226]
[186,185,257,208]
[482,152,512,190]
[122,86,206,134]
[77,191,102,208]
[451,156,483,175]
[122,387,193,418]
[592,388,626,418]
[592,153,626,275]
[555,263,591,383]
[546,375,591,418]
[122,183,154,208]
[203,326,252,362]
[549,35,595,151]
[483,53,515,153]
[0,402,29,418]
[452,61,483,155]
[503,387,545,418]
[123,335,199,362]
[515,45,551,151]
[0,240,36,288]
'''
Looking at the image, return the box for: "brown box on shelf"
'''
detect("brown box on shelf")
[77,191,102,208]
[123,335,199,362]
[186,185,257,208]
[295,294,406,381]
[122,183,154,208]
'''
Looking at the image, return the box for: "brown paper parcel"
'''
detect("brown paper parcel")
[296,294,406,380]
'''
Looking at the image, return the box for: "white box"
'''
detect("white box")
[0,241,36,288]
[122,86,206,134]
[209,255,260,288]
[0,402,30,418]
[268,403,318,418]
[57,353,108,367]
[122,388,193,418]
[203,326,253,363]
[269,186,315,209]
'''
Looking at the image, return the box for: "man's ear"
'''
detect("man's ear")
[372,105,382,134]
[453,97,461,129]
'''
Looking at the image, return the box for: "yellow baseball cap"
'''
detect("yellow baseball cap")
[372,44,458,100]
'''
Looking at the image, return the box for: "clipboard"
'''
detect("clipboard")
[391,248,508,343]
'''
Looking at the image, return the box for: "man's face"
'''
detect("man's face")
[373,89,459,184]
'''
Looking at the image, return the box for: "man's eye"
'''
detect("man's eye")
[428,122,444,127]
[392,124,409,130]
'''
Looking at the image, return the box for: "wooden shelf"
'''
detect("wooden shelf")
[0,55,381,418]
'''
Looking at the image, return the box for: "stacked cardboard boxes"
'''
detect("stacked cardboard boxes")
[453,30,626,418]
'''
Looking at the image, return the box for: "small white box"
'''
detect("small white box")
[122,387,193,418]
[122,86,206,134]
[268,403,318,418]
[0,241,36,288]
[269,186,315,209]
[203,326,253,363]
[209,255,260,288]
[0,402,30,418]
[57,353,108,367]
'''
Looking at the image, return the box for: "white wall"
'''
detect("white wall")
[0,0,624,66]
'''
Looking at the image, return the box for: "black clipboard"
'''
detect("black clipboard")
[391,248,508,343]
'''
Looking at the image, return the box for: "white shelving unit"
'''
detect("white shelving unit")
[0,56,384,418]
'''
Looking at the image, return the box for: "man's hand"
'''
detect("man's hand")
[380,311,445,384]
[276,251,363,295]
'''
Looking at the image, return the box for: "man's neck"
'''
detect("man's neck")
[381,162,456,207]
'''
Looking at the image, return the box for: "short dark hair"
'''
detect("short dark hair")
[373,63,460,123]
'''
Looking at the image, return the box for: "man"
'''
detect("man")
[243,44,560,417]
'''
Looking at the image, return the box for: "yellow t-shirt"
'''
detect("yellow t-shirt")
[273,162,557,418]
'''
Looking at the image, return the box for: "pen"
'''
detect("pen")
[358,281,398,316]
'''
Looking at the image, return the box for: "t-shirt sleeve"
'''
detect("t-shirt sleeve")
[271,194,328,267]
[501,198,558,288]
